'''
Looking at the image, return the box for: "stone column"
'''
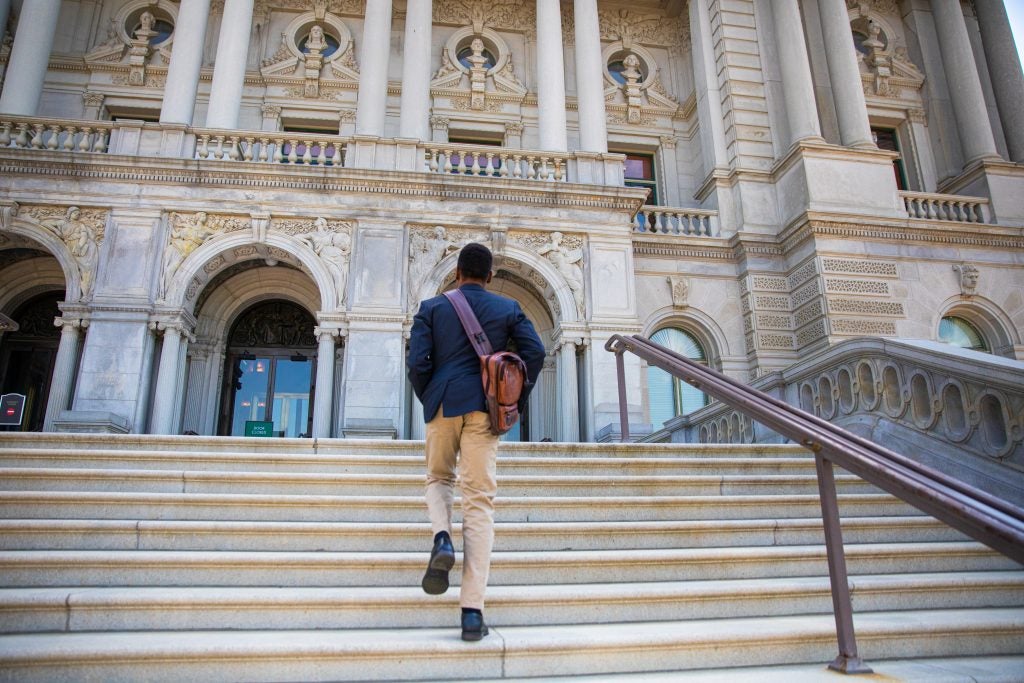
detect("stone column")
[772,0,823,145]
[573,0,607,153]
[181,344,210,434]
[206,0,255,129]
[43,319,85,431]
[932,0,1000,164]
[817,0,874,149]
[399,0,432,141]
[536,0,568,152]
[557,339,580,442]
[160,0,212,125]
[689,0,729,172]
[0,0,61,116]
[150,324,184,434]
[974,0,1024,162]
[312,328,338,438]
[355,0,393,136]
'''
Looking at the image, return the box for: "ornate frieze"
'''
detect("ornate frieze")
[432,1,536,32]
[598,9,689,52]
[822,258,898,277]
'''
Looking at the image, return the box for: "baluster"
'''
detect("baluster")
[903,196,912,217]
[14,123,30,148]
[484,152,495,176]
[258,138,270,162]
[197,134,210,159]
[92,129,108,153]
[538,157,550,180]
[211,135,224,159]
[427,149,439,173]
[298,140,310,164]
[317,141,328,165]
[273,139,284,163]
[287,139,299,164]
[0,121,11,147]
[700,214,711,236]
[456,150,468,174]
[78,127,92,152]
[30,125,45,149]
[526,156,537,180]
[554,158,565,181]
[470,152,482,176]
[63,127,77,152]
[498,154,510,177]
[955,201,967,223]
[46,125,60,150]
[512,155,523,178]
[927,199,939,220]
[443,150,454,174]
[242,137,255,161]
[668,212,681,235]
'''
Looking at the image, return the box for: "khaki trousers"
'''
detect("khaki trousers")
[424,408,499,610]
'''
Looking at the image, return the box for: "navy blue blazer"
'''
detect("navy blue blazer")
[407,284,546,422]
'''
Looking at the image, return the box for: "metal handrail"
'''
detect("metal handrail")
[606,334,1024,674]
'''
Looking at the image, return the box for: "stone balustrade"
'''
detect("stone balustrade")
[901,190,992,223]
[650,337,1024,504]
[633,205,720,237]
[193,129,348,166]
[0,115,111,153]
[424,143,569,181]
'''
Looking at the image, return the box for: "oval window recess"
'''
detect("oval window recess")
[882,366,902,415]
[942,383,968,441]
[979,394,1009,454]
[818,376,835,419]
[837,368,855,414]
[858,363,876,408]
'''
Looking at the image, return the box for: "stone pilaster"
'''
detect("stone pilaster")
[43,318,86,431]
[312,327,340,438]
[557,338,580,441]
[150,322,189,434]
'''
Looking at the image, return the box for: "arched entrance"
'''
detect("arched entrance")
[0,291,62,431]
[218,300,318,437]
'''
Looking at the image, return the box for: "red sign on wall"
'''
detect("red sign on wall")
[0,394,26,426]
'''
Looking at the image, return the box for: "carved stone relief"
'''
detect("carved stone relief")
[510,231,585,316]
[21,205,107,301]
[953,263,980,297]
[298,217,352,307]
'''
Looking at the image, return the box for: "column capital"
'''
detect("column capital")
[54,317,88,331]
[314,327,341,342]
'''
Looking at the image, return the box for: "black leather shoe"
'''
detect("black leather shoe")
[461,611,489,641]
[421,532,455,595]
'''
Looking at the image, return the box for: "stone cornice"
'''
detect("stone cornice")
[0,151,646,214]
[783,214,1024,252]
[631,235,733,261]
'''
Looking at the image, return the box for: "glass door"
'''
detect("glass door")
[226,354,314,437]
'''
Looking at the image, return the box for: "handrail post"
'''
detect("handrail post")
[615,349,630,443]
[815,453,872,674]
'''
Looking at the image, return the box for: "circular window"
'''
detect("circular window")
[938,316,988,353]
[851,18,886,55]
[299,27,340,58]
[127,8,174,47]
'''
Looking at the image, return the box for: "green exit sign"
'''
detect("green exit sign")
[245,420,274,437]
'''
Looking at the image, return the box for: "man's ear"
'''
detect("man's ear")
[455,267,463,281]
[485,271,493,284]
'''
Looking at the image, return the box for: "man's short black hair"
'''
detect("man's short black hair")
[458,242,493,280]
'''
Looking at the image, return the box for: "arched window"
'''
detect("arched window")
[938,315,989,353]
[647,327,709,427]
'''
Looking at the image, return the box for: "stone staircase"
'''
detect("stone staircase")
[0,433,1022,682]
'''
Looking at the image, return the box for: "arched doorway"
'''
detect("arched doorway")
[0,292,63,432]
[218,300,318,437]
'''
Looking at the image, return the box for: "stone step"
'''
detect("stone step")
[0,433,802,459]
[481,655,1024,682]
[0,449,819,476]
[0,543,1014,588]
[0,467,877,497]
[0,515,965,552]
[0,490,921,523]
[3,572,1022,633]
[1,608,1021,682]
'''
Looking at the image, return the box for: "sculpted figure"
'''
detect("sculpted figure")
[668,275,689,309]
[162,212,216,298]
[45,207,100,300]
[303,217,352,307]
[307,25,326,53]
[138,10,155,34]
[537,232,584,313]
[953,263,979,297]
[408,226,454,307]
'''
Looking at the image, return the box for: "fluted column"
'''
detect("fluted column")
[932,0,1000,164]
[160,0,212,125]
[0,0,61,115]
[43,319,85,431]
[818,0,874,149]
[181,344,210,434]
[150,324,185,434]
[772,0,823,145]
[573,0,607,153]
[312,328,338,438]
[536,0,568,152]
[206,0,254,129]
[355,0,393,136]
[399,0,432,140]
[557,339,580,442]
[974,0,1024,162]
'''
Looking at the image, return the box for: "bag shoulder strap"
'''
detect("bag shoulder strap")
[443,289,494,356]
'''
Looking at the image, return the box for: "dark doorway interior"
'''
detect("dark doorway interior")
[0,292,63,432]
